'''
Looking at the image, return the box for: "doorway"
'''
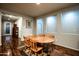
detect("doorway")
[1,15,18,54]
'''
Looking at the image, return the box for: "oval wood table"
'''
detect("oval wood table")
[24,36,55,55]
[29,36,55,43]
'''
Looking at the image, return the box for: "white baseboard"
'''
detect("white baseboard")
[53,43,79,51]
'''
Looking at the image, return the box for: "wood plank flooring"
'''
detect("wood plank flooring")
[0,36,79,56]
[0,44,71,56]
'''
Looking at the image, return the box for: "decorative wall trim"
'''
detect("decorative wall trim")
[46,32,79,36]
[46,32,57,34]
[62,33,79,36]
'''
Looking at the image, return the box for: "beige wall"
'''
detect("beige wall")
[54,6,79,51]
[15,17,23,39]
[15,17,33,41]
[36,5,79,51]
[0,9,34,43]
[33,18,37,34]
[21,17,33,41]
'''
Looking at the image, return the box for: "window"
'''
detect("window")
[61,11,79,34]
[37,18,43,34]
[46,16,56,33]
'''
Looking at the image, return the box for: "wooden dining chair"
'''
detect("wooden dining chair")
[31,34,36,37]
[45,33,55,38]
[24,36,31,49]
[30,40,43,55]
[38,34,45,37]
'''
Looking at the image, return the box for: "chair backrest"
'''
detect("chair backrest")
[31,34,36,37]
[38,34,45,37]
[46,33,55,38]
[30,39,37,49]
[23,36,31,47]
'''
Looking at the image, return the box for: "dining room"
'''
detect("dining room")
[0,3,79,56]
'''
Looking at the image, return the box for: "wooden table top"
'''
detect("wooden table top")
[29,36,55,43]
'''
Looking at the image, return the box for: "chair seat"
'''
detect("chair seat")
[31,47,43,53]
[25,44,31,47]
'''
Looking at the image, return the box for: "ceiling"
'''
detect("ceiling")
[0,3,77,17]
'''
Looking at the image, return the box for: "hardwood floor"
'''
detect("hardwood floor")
[0,43,78,56]
[0,36,79,56]
[52,44,79,56]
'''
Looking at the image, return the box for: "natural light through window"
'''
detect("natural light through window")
[46,16,56,33]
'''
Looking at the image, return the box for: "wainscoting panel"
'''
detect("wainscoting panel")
[54,33,79,51]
